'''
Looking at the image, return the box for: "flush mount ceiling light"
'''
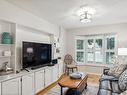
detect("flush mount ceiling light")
[77,6,96,23]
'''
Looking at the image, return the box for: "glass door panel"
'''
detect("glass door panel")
[76,40,84,50]
[87,39,94,49]
[95,51,103,63]
[106,52,115,64]
[87,51,94,63]
[76,52,84,62]
[107,37,115,50]
[95,39,102,50]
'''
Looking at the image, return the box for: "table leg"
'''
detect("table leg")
[85,83,87,89]
[72,68,74,73]
[61,86,63,95]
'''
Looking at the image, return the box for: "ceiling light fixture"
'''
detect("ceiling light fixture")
[77,6,96,23]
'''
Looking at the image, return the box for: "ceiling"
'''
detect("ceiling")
[5,0,127,29]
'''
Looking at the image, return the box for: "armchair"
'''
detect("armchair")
[98,64,127,95]
[64,54,78,75]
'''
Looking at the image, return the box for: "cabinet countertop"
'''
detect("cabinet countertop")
[0,66,49,82]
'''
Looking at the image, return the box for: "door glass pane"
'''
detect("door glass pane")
[87,51,94,63]
[95,39,102,50]
[106,52,115,64]
[76,52,84,62]
[87,39,94,49]
[95,51,103,63]
[77,40,84,50]
[107,37,115,50]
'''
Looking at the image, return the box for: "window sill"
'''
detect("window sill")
[76,63,112,67]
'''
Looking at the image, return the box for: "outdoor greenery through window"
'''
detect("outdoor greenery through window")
[75,34,116,65]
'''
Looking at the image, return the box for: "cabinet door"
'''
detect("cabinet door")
[52,64,58,82]
[35,70,45,93]
[2,77,21,95]
[22,73,34,95]
[58,60,64,77]
[45,67,52,87]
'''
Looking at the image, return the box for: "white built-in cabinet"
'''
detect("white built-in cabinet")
[0,64,63,95]
[58,60,64,77]
[35,70,45,93]
[2,77,21,95]
[0,20,64,95]
[45,67,52,87]
[22,73,34,95]
[52,64,58,82]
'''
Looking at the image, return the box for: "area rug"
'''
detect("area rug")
[44,83,99,95]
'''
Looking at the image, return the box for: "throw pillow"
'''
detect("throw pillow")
[118,69,127,92]
[108,64,127,77]
[120,90,127,95]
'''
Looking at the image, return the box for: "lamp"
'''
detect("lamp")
[118,48,127,64]
[77,6,96,23]
[118,48,127,56]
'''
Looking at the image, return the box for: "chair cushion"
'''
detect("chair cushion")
[111,81,121,93]
[118,69,127,92]
[108,64,127,77]
[98,89,111,95]
[66,64,77,68]
[99,80,111,90]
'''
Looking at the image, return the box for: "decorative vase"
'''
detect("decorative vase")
[2,32,12,44]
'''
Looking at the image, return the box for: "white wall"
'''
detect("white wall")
[67,23,127,74]
[60,27,67,59]
[0,0,67,71]
[0,0,59,35]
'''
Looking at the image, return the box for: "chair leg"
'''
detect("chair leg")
[67,68,69,75]
[76,67,78,71]
[72,68,74,73]
[65,68,68,75]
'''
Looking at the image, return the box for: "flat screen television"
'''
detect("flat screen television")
[22,41,52,69]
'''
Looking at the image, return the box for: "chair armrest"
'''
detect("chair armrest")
[109,78,119,81]
[103,68,110,75]
[100,77,119,82]
[100,74,119,82]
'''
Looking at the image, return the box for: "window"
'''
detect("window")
[75,34,116,65]
[105,35,116,64]
[75,37,85,64]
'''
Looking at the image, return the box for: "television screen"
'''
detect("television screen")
[22,41,52,68]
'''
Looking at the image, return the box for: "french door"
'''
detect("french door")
[86,36,103,64]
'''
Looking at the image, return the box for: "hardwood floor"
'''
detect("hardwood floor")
[87,74,100,85]
[36,74,100,95]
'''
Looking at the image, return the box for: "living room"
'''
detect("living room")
[0,0,127,95]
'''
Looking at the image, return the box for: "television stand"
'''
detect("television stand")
[31,65,47,70]
[21,68,30,72]
[47,64,54,66]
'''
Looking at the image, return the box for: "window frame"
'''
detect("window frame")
[75,34,117,65]
[75,36,85,64]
